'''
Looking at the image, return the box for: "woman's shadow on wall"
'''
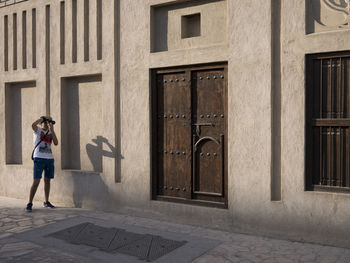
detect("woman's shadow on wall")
[86,136,116,173]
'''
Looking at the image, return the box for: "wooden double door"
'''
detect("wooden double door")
[152,64,227,207]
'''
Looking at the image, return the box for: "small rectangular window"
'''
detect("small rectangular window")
[181,13,200,39]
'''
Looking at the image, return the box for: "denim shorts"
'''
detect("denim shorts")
[33,158,54,179]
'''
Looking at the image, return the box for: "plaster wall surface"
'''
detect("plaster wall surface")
[0,0,350,249]
[152,0,227,52]
[279,0,350,247]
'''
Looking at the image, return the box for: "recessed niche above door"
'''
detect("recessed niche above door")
[151,0,227,52]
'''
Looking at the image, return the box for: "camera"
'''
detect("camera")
[41,116,56,125]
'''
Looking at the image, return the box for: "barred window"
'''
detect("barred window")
[306,52,350,193]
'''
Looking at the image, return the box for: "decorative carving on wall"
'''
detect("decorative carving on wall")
[310,0,350,31]
[0,0,28,9]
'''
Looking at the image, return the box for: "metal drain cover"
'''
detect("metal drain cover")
[50,223,186,261]
[116,234,186,261]
[49,222,89,242]
[115,234,154,260]
[104,230,144,252]
[147,237,186,262]
[72,223,119,249]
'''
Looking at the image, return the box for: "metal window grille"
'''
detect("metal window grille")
[306,52,350,193]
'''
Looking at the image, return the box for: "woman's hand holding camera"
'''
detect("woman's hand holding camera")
[41,116,56,125]
[48,122,55,131]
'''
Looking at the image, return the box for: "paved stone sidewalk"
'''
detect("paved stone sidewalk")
[0,197,350,262]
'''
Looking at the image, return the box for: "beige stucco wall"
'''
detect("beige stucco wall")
[1,0,350,249]
[279,0,350,246]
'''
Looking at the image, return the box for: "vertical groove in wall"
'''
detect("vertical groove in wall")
[32,8,36,68]
[84,0,89,61]
[271,0,282,201]
[13,13,17,70]
[115,0,121,182]
[77,0,84,62]
[89,0,97,60]
[60,1,65,64]
[96,0,102,60]
[46,5,51,114]
[8,13,13,71]
[65,0,72,64]
[4,15,8,71]
[72,0,77,63]
[27,8,32,68]
[22,11,27,69]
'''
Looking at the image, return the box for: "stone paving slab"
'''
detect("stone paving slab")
[0,238,96,263]
[1,197,350,262]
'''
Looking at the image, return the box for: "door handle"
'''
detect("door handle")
[192,123,214,136]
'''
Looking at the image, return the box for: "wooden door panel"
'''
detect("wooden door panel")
[192,70,225,119]
[163,122,191,198]
[192,69,226,201]
[153,64,227,206]
[193,136,223,195]
[156,72,191,198]
[163,73,190,115]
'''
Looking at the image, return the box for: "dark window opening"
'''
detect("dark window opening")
[181,13,200,39]
[306,51,350,193]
